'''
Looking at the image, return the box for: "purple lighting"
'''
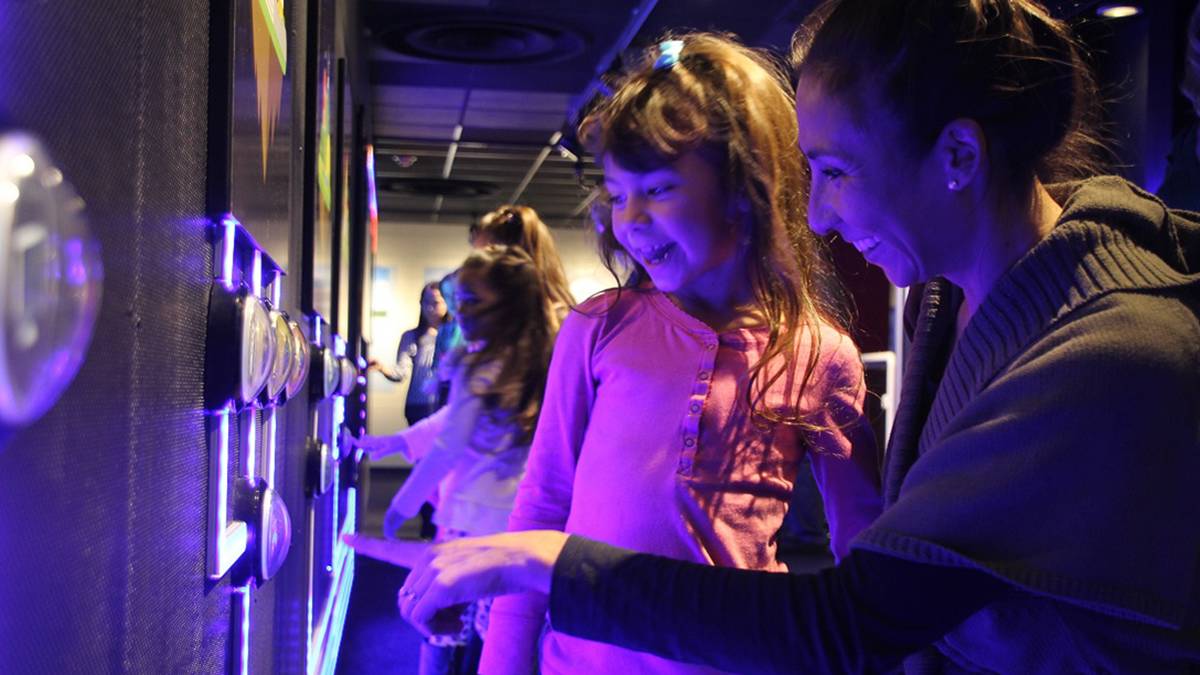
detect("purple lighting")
[237,584,251,675]
[209,405,249,579]
[221,216,238,289]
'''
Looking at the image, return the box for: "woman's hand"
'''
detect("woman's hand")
[343,531,569,637]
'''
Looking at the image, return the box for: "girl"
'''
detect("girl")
[346,245,558,674]
[478,32,882,675]
[469,204,575,323]
[368,2,1200,673]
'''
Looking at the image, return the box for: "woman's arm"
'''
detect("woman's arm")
[547,538,1009,675]
[354,530,1007,674]
[377,330,417,383]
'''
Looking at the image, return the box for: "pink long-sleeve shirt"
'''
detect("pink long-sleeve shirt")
[482,289,882,675]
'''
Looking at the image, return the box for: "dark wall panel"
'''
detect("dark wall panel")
[0,0,229,673]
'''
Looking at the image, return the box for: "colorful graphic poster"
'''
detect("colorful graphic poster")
[311,58,334,320]
[229,0,292,269]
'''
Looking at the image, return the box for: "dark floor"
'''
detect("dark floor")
[336,466,835,674]
[337,468,425,675]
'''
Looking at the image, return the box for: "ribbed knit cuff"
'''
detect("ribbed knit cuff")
[548,535,635,637]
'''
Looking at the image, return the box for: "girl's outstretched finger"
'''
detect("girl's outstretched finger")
[341,534,429,568]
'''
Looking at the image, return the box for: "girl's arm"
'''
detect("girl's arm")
[386,367,482,520]
[347,405,449,464]
[804,333,883,561]
[480,309,598,675]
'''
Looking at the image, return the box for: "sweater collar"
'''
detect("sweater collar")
[917,176,1200,451]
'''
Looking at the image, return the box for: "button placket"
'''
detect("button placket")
[679,334,718,476]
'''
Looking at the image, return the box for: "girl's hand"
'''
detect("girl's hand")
[343,531,569,637]
[343,429,406,462]
[383,494,414,540]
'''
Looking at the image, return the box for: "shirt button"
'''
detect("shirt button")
[689,403,701,414]
[684,437,696,447]
[705,343,716,351]
[698,371,710,381]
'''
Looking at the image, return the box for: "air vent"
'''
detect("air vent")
[383,177,500,198]
[380,17,586,65]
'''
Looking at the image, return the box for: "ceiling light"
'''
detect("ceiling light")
[1096,4,1141,18]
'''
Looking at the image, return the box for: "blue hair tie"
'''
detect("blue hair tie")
[654,40,684,70]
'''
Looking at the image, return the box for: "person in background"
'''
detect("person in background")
[367,281,448,540]
[372,282,448,424]
[1157,0,1200,211]
[346,245,559,675]
[472,31,881,675]
[351,1,1200,672]
[433,270,464,409]
[470,204,576,324]
[432,204,572,411]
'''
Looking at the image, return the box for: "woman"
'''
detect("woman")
[350,1,1200,672]
[373,282,448,425]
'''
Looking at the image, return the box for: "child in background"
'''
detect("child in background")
[346,245,558,675]
[482,33,882,675]
[470,204,575,323]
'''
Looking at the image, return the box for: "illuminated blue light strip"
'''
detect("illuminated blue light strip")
[237,584,252,675]
[331,396,345,553]
[306,507,315,661]
[267,410,277,490]
[309,492,358,675]
[218,409,229,525]
[319,555,355,675]
[245,410,256,480]
[252,250,263,298]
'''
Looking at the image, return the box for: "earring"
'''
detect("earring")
[948,179,960,191]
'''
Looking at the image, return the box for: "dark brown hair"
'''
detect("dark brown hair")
[414,281,446,333]
[791,0,1107,196]
[579,31,851,429]
[471,204,575,325]
[456,245,557,444]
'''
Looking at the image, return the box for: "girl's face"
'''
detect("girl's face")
[602,151,742,304]
[794,80,961,287]
[420,287,446,326]
[454,274,498,342]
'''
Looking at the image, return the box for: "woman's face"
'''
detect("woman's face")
[420,287,446,326]
[794,80,962,287]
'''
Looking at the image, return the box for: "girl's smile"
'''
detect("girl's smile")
[602,151,749,319]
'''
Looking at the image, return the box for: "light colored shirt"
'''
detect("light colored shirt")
[391,358,528,535]
[482,289,882,675]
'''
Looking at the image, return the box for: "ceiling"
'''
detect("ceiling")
[363,0,1169,228]
[364,0,820,228]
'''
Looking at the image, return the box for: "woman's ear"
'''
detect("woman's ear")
[938,118,986,192]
